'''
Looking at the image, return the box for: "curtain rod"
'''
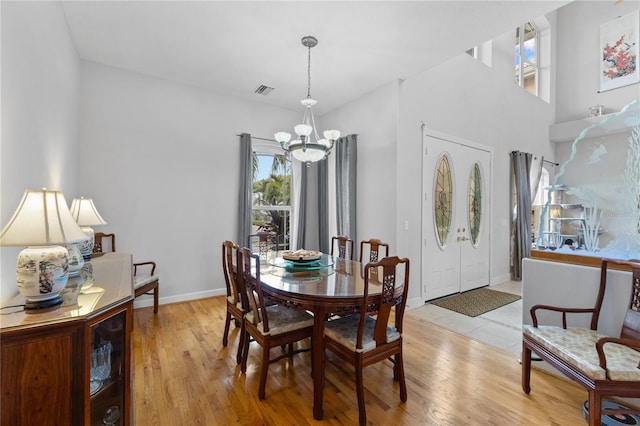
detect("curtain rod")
[236,134,276,143]
[533,155,559,166]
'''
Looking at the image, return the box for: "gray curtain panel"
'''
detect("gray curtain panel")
[295,163,308,249]
[336,134,357,256]
[317,158,329,253]
[238,133,252,247]
[510,150,533,280]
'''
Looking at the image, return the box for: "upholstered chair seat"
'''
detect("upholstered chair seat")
[246,305,313,336]
[325,314,400,353]
[523,325,640,381]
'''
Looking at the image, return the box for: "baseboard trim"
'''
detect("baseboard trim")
[133,288,226,310]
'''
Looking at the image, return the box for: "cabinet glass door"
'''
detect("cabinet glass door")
[90,310,126,425]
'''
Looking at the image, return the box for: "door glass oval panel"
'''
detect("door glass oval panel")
[468,162,482,246]
[434,154,453,248]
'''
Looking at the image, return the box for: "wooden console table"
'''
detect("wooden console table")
[1,252,134,425]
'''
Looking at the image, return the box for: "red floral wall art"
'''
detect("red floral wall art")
[599,11,639,92]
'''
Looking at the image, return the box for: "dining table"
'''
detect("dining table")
[259,252,383,421]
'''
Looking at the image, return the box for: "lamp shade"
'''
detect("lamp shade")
[69,197,107,227]
[290,144,327,162]
[0,189,88,246]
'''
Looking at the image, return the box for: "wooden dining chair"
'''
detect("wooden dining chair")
[221,240,247,364]
[247,231,278,260]
[331,235,354,260]
[359,238,389,263]
[92,232,116,257]
[93,232,160,314]
[239,247,314,400]
[522,258,640,426]
[359,239,390,281]
[324,256,410,426]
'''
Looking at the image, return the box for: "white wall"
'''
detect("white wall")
[397,16,558,301]
[320,81,399,258]
[555,0,640,121]
[1,2,80,304]
[78,62,300,306]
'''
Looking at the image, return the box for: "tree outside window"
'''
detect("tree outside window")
[252,153,291,250]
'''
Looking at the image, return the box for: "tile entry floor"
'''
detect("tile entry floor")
[407,281,523,354]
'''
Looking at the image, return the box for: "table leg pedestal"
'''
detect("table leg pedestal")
[312,308,326,420]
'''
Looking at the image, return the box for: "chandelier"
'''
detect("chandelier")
[274,36,340,163]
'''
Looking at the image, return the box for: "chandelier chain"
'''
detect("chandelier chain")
[274,35,339,163]
[307,44,312,99]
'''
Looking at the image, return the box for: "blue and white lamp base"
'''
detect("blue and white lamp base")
[16,245,69,308]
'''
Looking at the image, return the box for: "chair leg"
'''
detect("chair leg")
[588,391,601,426]
[153,285,159,314]
[258,346,270,400]
[396,352,407,402]
[522,343,532,394]
[355,361,366,426]
[222,311,231,347]
[236,322,245,365]
[241,328,250,374]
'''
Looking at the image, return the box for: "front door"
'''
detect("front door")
[422,130,491,301]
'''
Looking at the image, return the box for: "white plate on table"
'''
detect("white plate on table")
[282,250,322,262]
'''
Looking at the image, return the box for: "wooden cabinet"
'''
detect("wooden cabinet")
[1,253,133,426]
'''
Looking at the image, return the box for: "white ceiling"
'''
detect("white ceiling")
[60,1,570,115]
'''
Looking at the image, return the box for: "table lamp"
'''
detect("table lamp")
[69,197,107,259]
[0,189,89,309]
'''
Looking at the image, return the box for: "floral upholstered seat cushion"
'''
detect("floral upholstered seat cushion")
[134,273,158,289]
[523,325,640,381]
[245,305,313,335]
[225,296,243,310]
[324,314,400,353]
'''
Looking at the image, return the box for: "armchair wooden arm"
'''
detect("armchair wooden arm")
[133,261,156,276]
[530,305,600,329]
[596,337,640,370]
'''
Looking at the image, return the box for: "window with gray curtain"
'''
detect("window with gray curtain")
[317,159,329,253]
[238,133,252,246]
[335,134,357,257]
[294,164,307,249]
[510,150,532,280]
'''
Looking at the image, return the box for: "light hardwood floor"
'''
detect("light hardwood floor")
[132,296,590,425]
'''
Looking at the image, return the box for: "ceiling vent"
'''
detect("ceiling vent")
[254,84,274,96]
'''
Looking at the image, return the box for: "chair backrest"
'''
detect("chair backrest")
[358,256,410,349]
[239,247,270,332]
[618,259,640,341]
[247,232,278,260]
[359,238,390,264]
[331,235,354,260]
[93,232,116,256]
[222,240,244,306]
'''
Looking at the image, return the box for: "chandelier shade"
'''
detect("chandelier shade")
[275,36,340,163]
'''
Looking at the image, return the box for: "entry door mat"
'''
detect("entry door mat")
[429,288,521,318]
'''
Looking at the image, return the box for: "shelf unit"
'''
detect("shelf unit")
[538,186,584,248]
[542,203,584,247]
[1,253,133,426]
[549,100,639,143]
